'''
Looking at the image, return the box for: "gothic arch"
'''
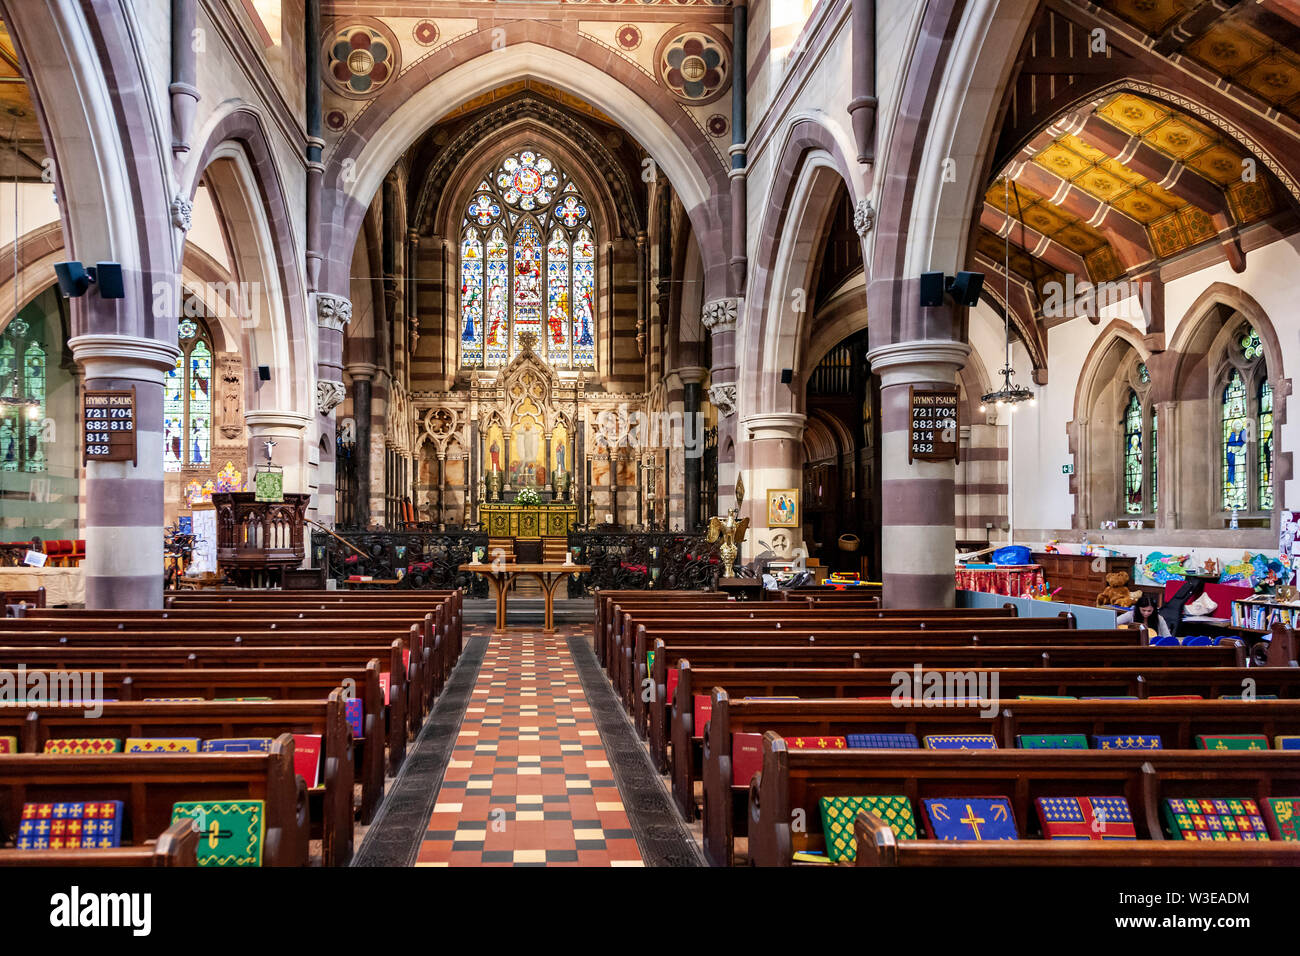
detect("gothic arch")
[742,123,856,420]
[183,108,310,416]
[317,34,730,302]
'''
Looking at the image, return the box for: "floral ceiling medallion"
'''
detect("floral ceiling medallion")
[656,26,731,105]
[324,22,401,99]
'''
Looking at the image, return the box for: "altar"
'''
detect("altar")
[480,502,578,538]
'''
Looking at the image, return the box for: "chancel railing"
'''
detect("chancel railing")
[311,529,490,596]
[565,531,725,596]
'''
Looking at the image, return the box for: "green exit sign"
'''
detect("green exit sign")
[1062,464,1074,474]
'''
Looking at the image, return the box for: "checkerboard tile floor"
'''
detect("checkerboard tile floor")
[416,624,644,866]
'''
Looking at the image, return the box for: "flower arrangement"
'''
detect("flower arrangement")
[515,486,541,505]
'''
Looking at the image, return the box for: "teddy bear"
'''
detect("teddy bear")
[1096,570,1138,607]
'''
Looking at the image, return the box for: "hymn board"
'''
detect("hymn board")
[907,386,960,464]
[82,387,138,466]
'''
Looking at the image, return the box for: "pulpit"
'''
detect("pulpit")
[213,492,310,587]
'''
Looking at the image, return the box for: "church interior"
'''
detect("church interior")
[1,0,1300,909]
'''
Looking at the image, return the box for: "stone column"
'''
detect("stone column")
[346,362,377,529]
[866,339,971,608]
[70,334,180,609]
[678,365,708,532]
[315,293,350,527]
[739,412,806,559]
[703,298,739,503]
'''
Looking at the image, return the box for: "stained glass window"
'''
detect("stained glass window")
[460,228,484,367]
[1123,390,1142,515]
[1239,325,1263,361]
[165,317,213,471]
[1222,369,1248,511]
[1259,379,1273,510]
[546,229,570,366]
[458,148,596,369]
[0,315,45,473]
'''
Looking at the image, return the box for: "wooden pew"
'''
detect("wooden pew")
[852,813,1300,867]
[655,639,1248,776]
[0,622,429,739]
[655,659,1295,781]
[0,733,308,866]
[609,603,1038,692]
[739,736,1300,865]
[702,695,1300,866]
[625,623,1131,712]
[0,818,198,866]
[12,664,386,824]
[0,695,355,866]
[19,607,450,705]
[593,591,728,667]
[0,643,409,772]
[165,589,464,661]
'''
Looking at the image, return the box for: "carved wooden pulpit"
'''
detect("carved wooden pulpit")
[213,491,310,587]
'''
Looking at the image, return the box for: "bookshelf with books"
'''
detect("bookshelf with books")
[1231,597,1300,631]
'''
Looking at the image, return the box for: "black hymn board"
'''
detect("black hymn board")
[83,387,138,466]
[907,386,960,464]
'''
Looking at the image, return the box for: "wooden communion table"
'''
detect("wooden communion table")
[460,562,590,632]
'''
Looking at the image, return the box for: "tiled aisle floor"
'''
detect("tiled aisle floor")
[416,624,645,867]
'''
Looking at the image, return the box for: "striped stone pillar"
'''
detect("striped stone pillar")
[739,412,806,559]
[702,297,738,504]
[866,340,971,608]
[70,334,181,609]
[316,293,350,528]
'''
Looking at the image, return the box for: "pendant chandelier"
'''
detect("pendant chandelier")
[980,175,1036,414]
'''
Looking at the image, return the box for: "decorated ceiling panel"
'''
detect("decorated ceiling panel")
[1099,1,1300,122]
[987,90,1278,292]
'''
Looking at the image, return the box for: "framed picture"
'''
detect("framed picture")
[767,489,799,528]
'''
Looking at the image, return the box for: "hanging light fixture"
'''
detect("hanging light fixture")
[980,175,1036,414]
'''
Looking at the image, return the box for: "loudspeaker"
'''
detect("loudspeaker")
[919,271,946,307]
[53,261,91,298]
[780,368,793,384]
[94,262,125,299]
[948,271,984,307]
[258,365,271,381]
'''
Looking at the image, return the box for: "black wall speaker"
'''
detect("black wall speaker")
[919,271,946,307]
[948,271,985,307]
[258,365,271,381]
[780,368,793,384]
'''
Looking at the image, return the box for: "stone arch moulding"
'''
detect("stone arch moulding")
[0,223,69,325]
[3,0,178,341]
[871,0,1036,329]
[418,110,639,240]
[181,106,310,415]
[317,34,731,301]
[743,122,858,422]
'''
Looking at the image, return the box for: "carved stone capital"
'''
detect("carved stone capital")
[708,382,737,418]
[316,293,353,332]
[853,198,875,238]
[171,194,193,232]
[701,297,738,334]
[317,379,346,415]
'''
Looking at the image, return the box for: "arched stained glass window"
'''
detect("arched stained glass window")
[0,315,45,473]
[1259,379,1273,510]
[1221,369,1248,511]
[458,149,596,370]
[1123,390,1143,515]
[164,317,212,471]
